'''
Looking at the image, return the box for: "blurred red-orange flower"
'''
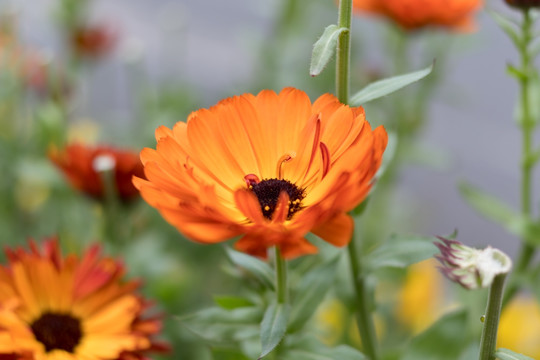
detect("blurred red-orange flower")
[353,0,482,31]
[134,88,387,259]
[0,238,168,359]
[50,143,145,201]
[71,24,116,58]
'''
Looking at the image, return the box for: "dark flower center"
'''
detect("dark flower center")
[250,178,305,220]
[31,312,83,353]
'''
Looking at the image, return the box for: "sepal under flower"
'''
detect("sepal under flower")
[435,236,512,289]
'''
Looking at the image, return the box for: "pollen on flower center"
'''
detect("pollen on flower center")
[30,312,83,353]
[249,178,305,220]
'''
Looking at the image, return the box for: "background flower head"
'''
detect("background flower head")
[0,238,168,359]
[435,236,512,289]
[497,295,540,359]
[134,87,387,259]
[50,143,145,202]
[352,0,483,31]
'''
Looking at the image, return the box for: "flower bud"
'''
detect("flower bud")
[435,237,512,290]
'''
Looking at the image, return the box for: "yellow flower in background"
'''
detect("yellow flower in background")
[67,120,100,144]
[498,295,540,359]
[395,259,445,334]
[315,298,385,347]
[0,238,168,359]
[135,88,387,259]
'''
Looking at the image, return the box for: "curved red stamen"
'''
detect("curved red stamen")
[244,174,260,188]
[320,142,330,180]
[276,153,294,179]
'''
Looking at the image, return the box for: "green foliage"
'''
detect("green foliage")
[459,182,540,246]
[214,296,256,310]
[349,62,434,105]
[310,25,348,77]
[490,10,521,47]
[225,247,275,290]
[211,348,251,360]
[495,348,535,360]
[282,335,367,360]
[259,302,290,359]
[180,305,263,344]
[288,255,340,332]
[366,234,438,270]
[401,310,470,360]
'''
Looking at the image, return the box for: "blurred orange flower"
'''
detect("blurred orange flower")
[134,88,387,258]
[71,24,116,59]
[352,0,482,31]
[0,238,168,359]
[50,143,145,201]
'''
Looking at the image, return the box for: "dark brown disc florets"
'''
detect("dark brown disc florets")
[249,178,305,220]
[31,312,83,353]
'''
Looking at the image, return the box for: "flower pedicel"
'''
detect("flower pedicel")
[134,87,387,259]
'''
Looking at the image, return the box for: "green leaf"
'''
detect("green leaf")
[349,62,434,106]
[282,335,367,360]
[310,25,348,77]
[225,247,275,290]
[458,182,540,245]
[211,348,251,360]
[180,306,262,344]
[259,302,290,359]
[366,234,437,270]
[489,10,521,47]
[401,310,469,360]
[214,295,255,310]
[288,256,340,332]
[495,348,535,360]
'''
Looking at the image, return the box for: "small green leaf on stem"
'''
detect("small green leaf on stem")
[458,182,540,246]
[259,302,290,359]
[310,25,348,77]
[349,61,434,105]
[495,348,535,360]
[490,10,521,47]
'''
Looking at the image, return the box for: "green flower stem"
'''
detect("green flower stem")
[347,235,378,360]
[479,274,507,360]
[335,0,378,358]
[505,9,536,306]
[275,246,288,304]
[336,0,352,103]
[98,168,121,248]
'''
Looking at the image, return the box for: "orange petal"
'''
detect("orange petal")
[234,189,265,223]
[311,212,353,247]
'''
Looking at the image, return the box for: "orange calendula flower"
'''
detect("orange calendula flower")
[134,88,387,259]
[0,238,168,359]
[353,0,482,31]
[50,143,145,201]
